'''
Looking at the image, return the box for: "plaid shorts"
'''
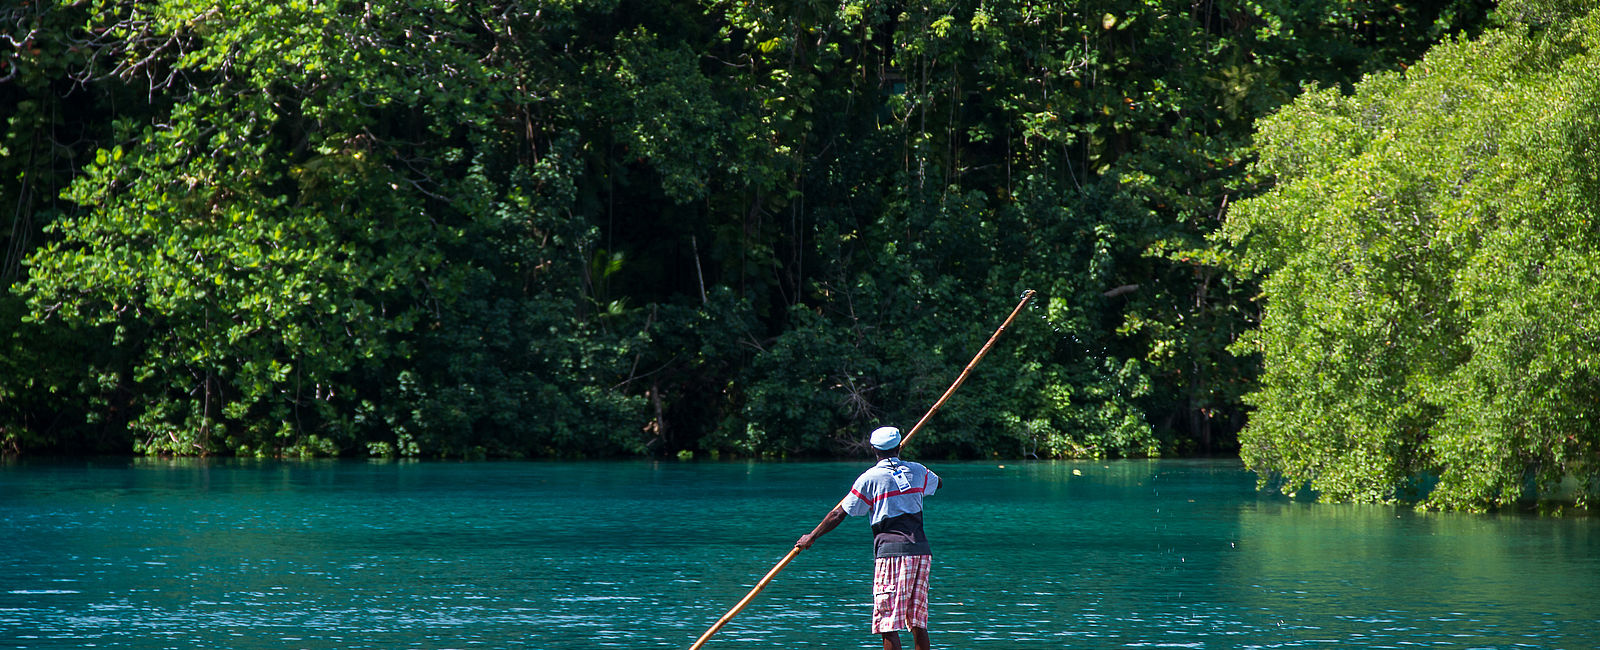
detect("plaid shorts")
[872,555,932,633]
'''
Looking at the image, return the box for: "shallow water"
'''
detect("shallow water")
[2,458,1596,648]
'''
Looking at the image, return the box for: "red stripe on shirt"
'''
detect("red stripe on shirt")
[854,487,924,506]
[851,488,877,505]
[884,487,924,499]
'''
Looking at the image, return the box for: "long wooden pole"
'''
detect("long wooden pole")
[687,289,1036,650]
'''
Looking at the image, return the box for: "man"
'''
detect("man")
[796,426,942,650]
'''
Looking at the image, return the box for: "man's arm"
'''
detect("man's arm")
[795,506,847,550]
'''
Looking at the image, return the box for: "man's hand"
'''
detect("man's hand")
[795,533,817,550]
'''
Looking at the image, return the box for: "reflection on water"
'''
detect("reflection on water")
[1229,499,1598,648]
[1,458,1596,648]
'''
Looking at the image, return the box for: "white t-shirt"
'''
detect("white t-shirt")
[841,458,940,557]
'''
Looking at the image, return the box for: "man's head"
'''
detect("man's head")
[870,426,901,459]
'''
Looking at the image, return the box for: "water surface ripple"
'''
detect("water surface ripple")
[2,459,1596,648]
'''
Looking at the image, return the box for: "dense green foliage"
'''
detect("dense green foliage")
[1224,0,1599,510]
[3,0,1489,459]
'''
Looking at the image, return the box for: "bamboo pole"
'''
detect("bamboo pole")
[688,290,1036,649]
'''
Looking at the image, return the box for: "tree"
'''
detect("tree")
[3,0,1494,459]
[10,1,644,457]
[682,0,1491,458]
[1223,0,1600,510]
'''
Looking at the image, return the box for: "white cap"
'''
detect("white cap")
[869,426,902,450]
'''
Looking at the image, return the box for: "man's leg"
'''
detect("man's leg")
[905,556,931,650]
[880,631,902,650]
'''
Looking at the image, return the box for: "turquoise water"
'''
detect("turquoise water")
[2,458,1597,648]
